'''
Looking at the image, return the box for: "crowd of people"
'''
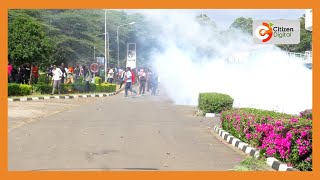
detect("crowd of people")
[8,61,159,96]
[119,67,159,98]
[8,62,39,84]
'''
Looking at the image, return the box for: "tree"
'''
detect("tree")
[276,15,312,52]
[196,14,217,29]
[230,17,253,34]
[8,15,54,67]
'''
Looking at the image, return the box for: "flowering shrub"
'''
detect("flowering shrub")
[221,108,312,171]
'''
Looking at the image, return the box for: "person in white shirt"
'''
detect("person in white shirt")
[51,65,63,95]
[107,68,114,84]
[123,67,137,98]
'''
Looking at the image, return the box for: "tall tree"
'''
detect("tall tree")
[230,17,253,34]
[8,15,53,67]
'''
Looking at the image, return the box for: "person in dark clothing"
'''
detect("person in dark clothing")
[138,69,147,95]
[46,65,53,84]
[24,63,31,84]
[151,71,158,96]
[146,68,153,93]
[60,63,66,84]
[11,67,18,83]
[83,65,91,93]
[74,64,81,82]
[18,65,25,84]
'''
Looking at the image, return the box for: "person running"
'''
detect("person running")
[138,69,147,95]
[65,65,74,84]
[119,68,126,88]
[51,65,63,95]
[123,67,137,98]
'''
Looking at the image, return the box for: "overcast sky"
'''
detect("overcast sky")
[124,9,306,30]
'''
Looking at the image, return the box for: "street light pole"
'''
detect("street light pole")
[117,22,136,69]
[104,10,107,82]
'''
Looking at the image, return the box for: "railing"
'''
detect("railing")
[286,51,312,64]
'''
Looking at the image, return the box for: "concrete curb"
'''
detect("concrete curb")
[213,125,300,171]
[8,88,124,102]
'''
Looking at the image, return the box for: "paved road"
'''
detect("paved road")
[8,87,244,171]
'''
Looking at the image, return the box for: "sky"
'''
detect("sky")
[124,9,306,30]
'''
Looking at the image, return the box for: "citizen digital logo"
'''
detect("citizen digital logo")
[273,26,294,38]
[253,20,300,44]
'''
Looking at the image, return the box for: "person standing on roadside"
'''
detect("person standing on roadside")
[138,69,147,96]
[32,64,39,84]
[8,62,12,83]
[51,65,63,95]
[151,71,159,96]
[107,67,114,84]
[83,65,92,93]
[146,68,153,93]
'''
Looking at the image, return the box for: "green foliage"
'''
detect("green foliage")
[8,15,54,67]
[230,17,253,35]
[221,108,312,171]
[8,9,158,68]
[32,83,52,94]
[94,76,102,84]
[198,93,234,114]
[38,74,47,84]
[230,15,312,53]
[96,83,116,93]
[231,156,269,171]
[8,83,32,96]
[8,83,20,96]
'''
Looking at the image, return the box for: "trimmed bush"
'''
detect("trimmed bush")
[221,108,312,171]
[96,83,116,93]
[61,84,73,93]
[38,74,47,84]
[32,83,52,94]
[94,76,102,84]
[8,83,20,96]
[72,82,85,93]
[198,92,234,114]
[8,83,32,96]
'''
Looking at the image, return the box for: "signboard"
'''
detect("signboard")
[96,57,105,66]
[90,63,99,73]
[126,43,136,69]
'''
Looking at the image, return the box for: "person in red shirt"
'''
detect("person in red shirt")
[32,64,39,84]
[8,62,13,83]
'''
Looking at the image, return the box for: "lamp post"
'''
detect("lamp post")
[117,22,136,69]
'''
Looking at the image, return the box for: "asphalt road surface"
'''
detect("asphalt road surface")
[8,87,244,171]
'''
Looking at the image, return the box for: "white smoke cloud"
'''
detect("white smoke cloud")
[141,10,312,115]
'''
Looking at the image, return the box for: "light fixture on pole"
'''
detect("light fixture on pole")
[117,21,136,69]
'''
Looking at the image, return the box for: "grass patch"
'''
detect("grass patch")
[230,156,270,171]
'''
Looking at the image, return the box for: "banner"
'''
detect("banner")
[126,43,136,69]
[96,57,105,66]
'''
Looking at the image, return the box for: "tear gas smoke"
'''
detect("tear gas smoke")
[142,10,311,115]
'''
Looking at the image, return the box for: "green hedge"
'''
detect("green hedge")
[198,92,234,114]
[9,82,116,96]
[32,83,52,94]
[8,83,32,96]
[94,76,102,84]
